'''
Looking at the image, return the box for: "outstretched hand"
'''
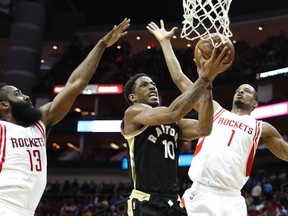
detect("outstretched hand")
[146,20,178,42]
[102,18,131,47]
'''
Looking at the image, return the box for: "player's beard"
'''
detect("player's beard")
[9,99,42,125]
[234,99,243,106]
[234,99,246,109]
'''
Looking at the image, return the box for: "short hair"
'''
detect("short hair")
[0,82,7,89]
[0,82,8,101]
[123,73,148,105]
[253,91,258,102]
[249,84,258,101]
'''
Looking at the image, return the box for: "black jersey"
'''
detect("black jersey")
[122,123,181,195]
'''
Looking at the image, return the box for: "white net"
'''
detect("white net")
[181,0,233,47]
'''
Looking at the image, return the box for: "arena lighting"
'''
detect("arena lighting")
[121,154,194,169]
[66,143,80,152]
[110,143,120,149]
[52,84,123,95]
[77,120,121,132]
[52,142,60,149]
[251,101,288,119]
[256,67,288,80]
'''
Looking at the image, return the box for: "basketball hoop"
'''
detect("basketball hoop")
[181,0,233,47]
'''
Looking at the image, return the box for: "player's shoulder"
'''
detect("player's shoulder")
[125,103,152,114]
[38,102,52,126]
[123,103,152,124]
[261,121,275,133]
[259,121,281,142]
[213,100,222,112]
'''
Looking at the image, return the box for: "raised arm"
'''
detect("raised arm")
[260,121,288,162]
[147,20,227,112]
[147,20,192,93]
[40,18,130,127]
[177,86,214,140]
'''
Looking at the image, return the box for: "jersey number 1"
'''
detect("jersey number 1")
[227,130,235,147]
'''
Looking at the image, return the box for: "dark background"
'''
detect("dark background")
[1,0,288,39]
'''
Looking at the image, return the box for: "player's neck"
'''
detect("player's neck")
[231,107,251,116]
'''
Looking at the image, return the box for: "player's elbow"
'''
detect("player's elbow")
[199,130,211,137]
[198,124,212,137]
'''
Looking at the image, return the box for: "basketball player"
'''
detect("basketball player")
[148,20,288,216]
[0,18,130,216]
[120,31,230,215]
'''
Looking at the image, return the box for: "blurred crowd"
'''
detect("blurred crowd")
[35,168,288,216]
[36,179,131,216]
[35,31,288,94]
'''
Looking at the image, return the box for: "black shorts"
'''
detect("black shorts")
[124,189,187,216]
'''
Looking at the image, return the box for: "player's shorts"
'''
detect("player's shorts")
[124,189,187,216]
[0,199,34,216]
[182,182,247,216]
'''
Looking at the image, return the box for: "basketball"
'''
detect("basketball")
[194,33,235,73]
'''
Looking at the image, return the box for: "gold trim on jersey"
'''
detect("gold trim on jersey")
[121,125,148,189]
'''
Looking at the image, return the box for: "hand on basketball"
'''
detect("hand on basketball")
[146,20,178,42]
[195,46,231,81]
[194,34,235,73]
